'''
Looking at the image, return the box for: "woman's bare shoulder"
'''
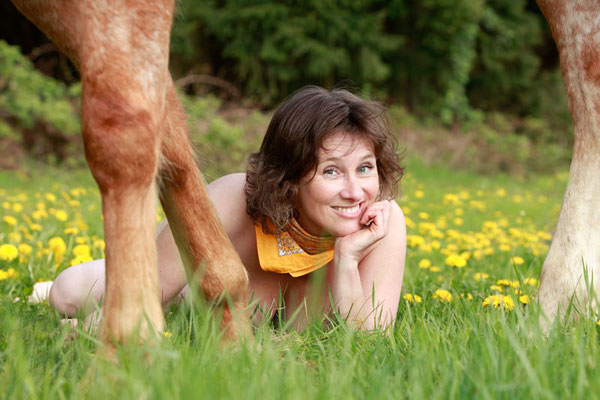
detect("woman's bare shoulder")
[207,173,253,237]
[208,173,247,197]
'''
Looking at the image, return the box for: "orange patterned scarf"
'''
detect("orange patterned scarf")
[254,218,335,277]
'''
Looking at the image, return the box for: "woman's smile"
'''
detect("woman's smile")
[331,202,363,218]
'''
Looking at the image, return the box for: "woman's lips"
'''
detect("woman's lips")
[331,202,363,218]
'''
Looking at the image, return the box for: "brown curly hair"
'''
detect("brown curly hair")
[245,86,403,233]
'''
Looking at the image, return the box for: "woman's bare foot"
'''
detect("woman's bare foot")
[28,281,53,303]
[60,310,102,341]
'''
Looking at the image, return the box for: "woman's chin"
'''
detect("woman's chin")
[329,221,364,237]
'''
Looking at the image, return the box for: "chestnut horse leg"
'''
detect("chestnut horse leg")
[79,2,176,342]
[11,0,175,342]
[159,83,251,340]
[537,0,600,330]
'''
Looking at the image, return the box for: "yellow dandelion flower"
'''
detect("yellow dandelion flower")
[55,210,68,222]
[519,295,529,305]
[32,210,48,220]
[445,254,467,268]
[9,232,22,243]
[443,194,461,205]
[18,243,32,256]
[164,331,173,338]
[70,187,87,197]
[511,256,525,265]
[499,244,511,252]
[64,227,79,235]
[407,235,425,248]
[461,293,473,300]
[496,188,506,197]
[418,259,432,269]
[403,293,422,303]
[454,208,464,216]
[418,212,429,220]
[525,278,538,286]
[482,294,514,311]
[45,193,56,202]
[48,237,66,260]
[474,272,489,281]
[70,254,93,266]
[73,244,91,258]
[29,223,42,231]
[453,217,464,226]
[484,247,495,255]
[496,279,512,287]
[0,244,19,261]
[433,289,453,302]
[429,266,440,273]
[414,190,425,199]
[538,231,552,241]
[12,203,23,213]
[93,239,106,251]
[4,216,17,226]
[2,201,10,210]
[490,285,503,292]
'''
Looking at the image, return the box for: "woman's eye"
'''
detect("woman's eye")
[323,168,338,177]
[357,165,373,174]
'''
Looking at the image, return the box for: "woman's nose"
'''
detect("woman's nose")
[340,176,363,200]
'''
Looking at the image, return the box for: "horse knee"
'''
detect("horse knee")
[81,81,162,193]
[201,262,249,304]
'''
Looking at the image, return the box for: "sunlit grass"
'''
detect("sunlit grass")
[2,162,599,399]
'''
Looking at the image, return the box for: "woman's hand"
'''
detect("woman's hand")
[334,200,392,264]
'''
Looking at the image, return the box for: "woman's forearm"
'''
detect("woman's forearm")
[331,255,374,330]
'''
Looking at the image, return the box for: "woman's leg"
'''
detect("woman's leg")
[49,259,107,317]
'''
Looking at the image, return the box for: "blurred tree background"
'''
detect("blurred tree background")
[0,0,572,174]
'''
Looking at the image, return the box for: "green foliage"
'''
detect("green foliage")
[180,93,266,180]
[467,0,544,113]
[172,0,560,126]
[173,0,401,104]
[0,40,81,164]
[386,0,485,123]
[0,40,80,134]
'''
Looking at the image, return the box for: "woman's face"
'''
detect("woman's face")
[296,131,379,237]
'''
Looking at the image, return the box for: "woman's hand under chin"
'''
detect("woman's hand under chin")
[334,200,392,264]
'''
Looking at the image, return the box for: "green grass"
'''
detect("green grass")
[1,161,599,399]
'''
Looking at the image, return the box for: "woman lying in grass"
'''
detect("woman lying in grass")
[39,86,407,331]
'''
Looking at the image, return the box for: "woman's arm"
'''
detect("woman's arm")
[330,200,406,330]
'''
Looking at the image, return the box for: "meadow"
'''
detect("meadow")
[1,158,600,399]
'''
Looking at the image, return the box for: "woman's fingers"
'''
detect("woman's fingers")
[360,201,391,226]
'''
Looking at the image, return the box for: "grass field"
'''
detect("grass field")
[1,160,599,399]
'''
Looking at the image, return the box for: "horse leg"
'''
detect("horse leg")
[537,0,600,330]
[79,1,175,343]
[158,83,251,341]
